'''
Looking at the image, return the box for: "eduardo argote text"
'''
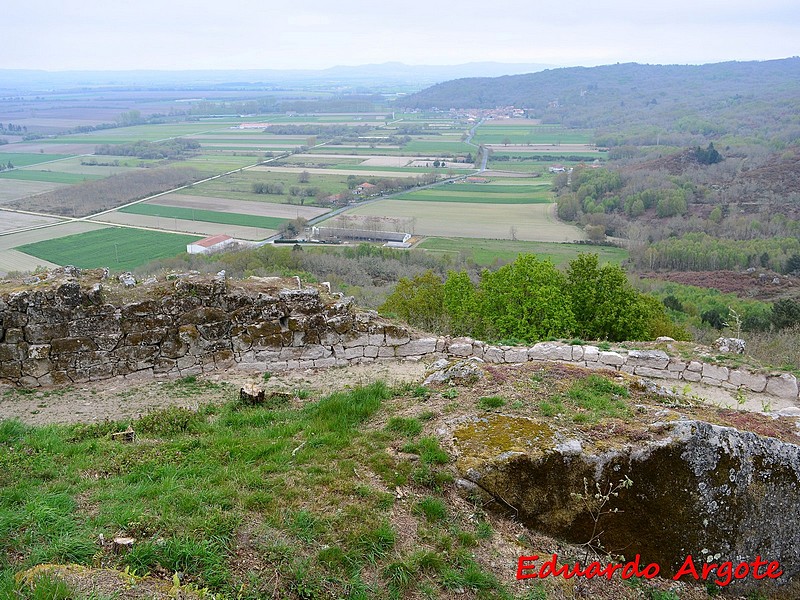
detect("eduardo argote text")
[517,554,783,587]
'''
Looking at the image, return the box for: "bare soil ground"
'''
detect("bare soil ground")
[0,361,428,425]
[0,221,108,251]
[0,143,92,154]
[641,270,798,301]
[0,249,60,276]
[0,357,791,432]
[148,193,329,219]
[0,210,62,234]
[0,179,65,204]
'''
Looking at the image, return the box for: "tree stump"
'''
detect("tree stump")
[112,537,135,554]
[111,428,135,442]
[239,383,265,405]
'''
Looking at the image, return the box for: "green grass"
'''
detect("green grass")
[119,203,288,230]
[0,382,517,599]
[17,227,197,271]
[473,125,593,146]
[0,152,73,166]
[418,237,629,266]
[0,170,103,184]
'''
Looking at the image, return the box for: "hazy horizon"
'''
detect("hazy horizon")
[6,0,799,72]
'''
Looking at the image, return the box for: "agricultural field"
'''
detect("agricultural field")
[326,199,585,241]
[0,169,105,184]
[0,211,62,235]
[144,194,329,220]
[17,227,197,271]
[418,236,629,266]
[0,221,109,275]
[180,168,354,205]
[119,203,289,231]
[92,212,274,242]
[0,180,66,204]
[0,152,74,166]
[473,123,594,145]
[397,183,552,204]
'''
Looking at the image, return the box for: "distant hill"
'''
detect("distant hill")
[0,62,553,93]
[395,58,800,139]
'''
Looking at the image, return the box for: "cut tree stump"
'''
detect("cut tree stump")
[111,428,135,442]
[239,383,265,405]
[112,537,135,554]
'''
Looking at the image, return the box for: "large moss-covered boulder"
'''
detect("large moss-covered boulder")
[454,414,800,593]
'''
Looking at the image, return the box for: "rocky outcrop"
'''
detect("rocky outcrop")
[454,413,800,592]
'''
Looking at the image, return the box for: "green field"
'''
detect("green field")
[181,169,352,204]
[418,237,629,266]
[397,185,552,204]
[0,152,73,166]
[0,170,103,184]
[119,203,288,230]
[473,125,594,145]
[17,227,197,270]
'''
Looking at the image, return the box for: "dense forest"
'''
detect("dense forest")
[396,59,800,146]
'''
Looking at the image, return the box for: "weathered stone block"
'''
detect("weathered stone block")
[363,345,379,358]
[529,342,573,361]
[483,346,504,363]
[50,337,97,353]
[396,338,437,357]
[627,350,670,369]
[583,346,599,362]
[598,351,624,366]
[4,328,25,344]
[448,339,474,357]
[300,345,329,360]
[682,370,702,382]
[571,346,584,361]
[344,346,364,359]
[728,370,767,393]
[635,366,679,379]
[504,348,528,363]
[687,361,703,372]
[765,373,799,400]
[314,357,337,368]
[378,346,395,358]
[342,333,370,348]
[702,363,729,381]
[667,360,687,372]
[0,343,23,362]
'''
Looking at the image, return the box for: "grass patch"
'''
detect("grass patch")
[17,227,196,271]
[419,237,629,266]
[477,396,506,409]
[0,169,103,184]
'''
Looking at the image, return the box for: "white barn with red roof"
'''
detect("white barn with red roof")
[187,234,234,255]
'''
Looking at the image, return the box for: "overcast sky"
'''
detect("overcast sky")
[6,0,799,71]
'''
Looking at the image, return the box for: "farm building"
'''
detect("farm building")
[312,227,410,244]
[354,182,378,196]
[187,234,234,255]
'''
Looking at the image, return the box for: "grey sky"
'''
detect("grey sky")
[6,0,799,71]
